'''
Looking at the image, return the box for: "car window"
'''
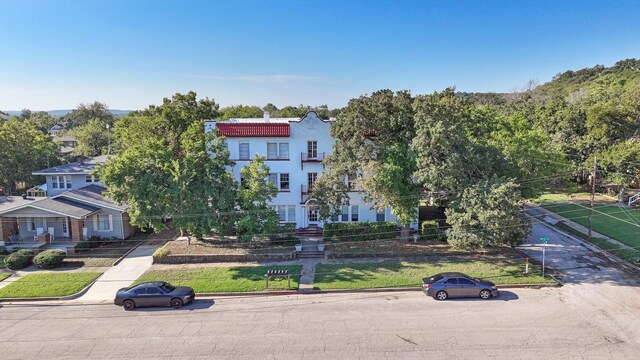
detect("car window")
[146,287,162,294]
[133,287,147,295]
[423,274,444,283]
[161,283,175,292]
[444,278,458,285]
[457,278,475,285]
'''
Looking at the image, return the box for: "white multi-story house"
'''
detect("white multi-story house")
[205,111,406,230]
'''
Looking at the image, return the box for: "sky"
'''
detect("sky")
[1,0,639,111]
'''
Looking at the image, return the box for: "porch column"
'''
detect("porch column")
[0,217,18,241]
[70,218,84,242]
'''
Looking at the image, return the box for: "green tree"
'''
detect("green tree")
[236,155,279,241]
[315,90,420,238]
[63,101,115,128]
[218,105,263,120]
[445,179,531,250]
[0,119,59,193]
[70,119,110,156]
[100,92,234,239]
[29,111,59,134]
[594,140,640,190]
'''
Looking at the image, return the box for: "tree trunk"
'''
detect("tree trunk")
[400,225,411,242]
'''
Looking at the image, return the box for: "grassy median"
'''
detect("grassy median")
[136,265,302,292]
[313,260,554,290]
[0,273,10,282]
[0,272,102,298]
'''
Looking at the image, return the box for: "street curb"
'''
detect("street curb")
[0,277,100,303]
[525,208,640,275]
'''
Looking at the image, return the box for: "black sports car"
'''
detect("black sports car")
[114,281,195,310]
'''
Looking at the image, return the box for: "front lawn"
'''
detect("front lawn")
[0,273,10,282]
[542,203,640,250]
[554,222,640,264]
[136,265,302,292]
[0,272,102,298]
[313,259,554,290]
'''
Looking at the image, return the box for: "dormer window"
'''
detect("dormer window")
[85,175,100,183]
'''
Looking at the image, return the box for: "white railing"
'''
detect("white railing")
[629,193,640,206]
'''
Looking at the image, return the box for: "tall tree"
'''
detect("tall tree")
[70,119,110,156]
[0,119,59,193]
[445,179,531,250]
[235,155,280,241]
[315,90,420,238]
[100,92,235,239]
[218,105,263,120]
[64,101,115,128]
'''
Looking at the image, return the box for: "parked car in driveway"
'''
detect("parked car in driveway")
[114,281,195,310]
[422,272,499,300]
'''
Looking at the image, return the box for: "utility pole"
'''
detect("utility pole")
[588,156,597,242]
[106,123,111,155]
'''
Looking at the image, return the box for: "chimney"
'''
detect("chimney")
[263,111,270,122]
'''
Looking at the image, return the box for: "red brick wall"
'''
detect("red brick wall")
[0,217,18,242]
[70,218,84,242]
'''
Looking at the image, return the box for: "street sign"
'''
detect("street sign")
[539,237,548,278]
[540,237,549,244]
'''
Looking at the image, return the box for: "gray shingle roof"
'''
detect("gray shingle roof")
[32,198,100,218]
[32,155,111,175]
[59,185,127,211]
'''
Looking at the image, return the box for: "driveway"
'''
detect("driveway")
[75,244,158,303]
[519,222,640,340]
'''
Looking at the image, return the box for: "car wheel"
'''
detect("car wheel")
[436,291,448,301]
[123,299,135,311]
[479,289,491,299]
[170,298,184,307]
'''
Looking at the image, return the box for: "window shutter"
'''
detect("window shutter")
[108,215,113,232]
[93,215,98,230]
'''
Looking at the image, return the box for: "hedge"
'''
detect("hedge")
[4,249,35,270]
[421,220,447,242]
[324,222,398,241]
[33,249,66,269]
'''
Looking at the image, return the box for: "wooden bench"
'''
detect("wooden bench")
[265,269,291,289]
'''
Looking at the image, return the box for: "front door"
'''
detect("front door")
[308,206,319,226]
[62,217,70,238]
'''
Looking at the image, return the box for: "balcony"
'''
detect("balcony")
[301,152,325,170]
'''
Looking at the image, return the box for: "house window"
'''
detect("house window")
[331,213,338,222]
[240,176,248,189]
[268,173,278,186]
[95,214,112,231]
[351,205,359,222]
[347,174,356,190]
[376,209,385,222]
[271,205,296,222]
[267,142,289,160]
[341,206,349,222]
[308,173,317,191]
[85,175,99,183]
[239,143,250,160]
[279,173,290,191]
[52,175,71,189]
[307,141,317,159]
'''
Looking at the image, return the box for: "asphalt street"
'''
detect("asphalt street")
[1,284,639,359]
[0,222,638,359]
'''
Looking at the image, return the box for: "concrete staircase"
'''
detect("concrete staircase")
[297,236,325,259]
[295,225,323,237]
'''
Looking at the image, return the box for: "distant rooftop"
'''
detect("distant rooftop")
[32,155,111,175]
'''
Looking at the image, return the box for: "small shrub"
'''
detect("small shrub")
[153,247,170,258]
[0,246,8,255]
[33,249,66,269]
[421,220,447,242]
[269,223,298,245]
[4,249,34,270]
[74,241,93,252]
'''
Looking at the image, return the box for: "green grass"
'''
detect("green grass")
[0,272,102,298]
[530,193,575,203]
[554,222,640,264]
[313,260,555,290]
[0,273,10,282]
[136,265,302,292]
[542,203,640,250]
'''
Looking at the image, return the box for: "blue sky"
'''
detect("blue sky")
[1,0,639,111]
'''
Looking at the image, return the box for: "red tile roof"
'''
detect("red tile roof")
[215,123,290,137]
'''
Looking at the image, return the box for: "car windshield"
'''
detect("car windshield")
[160,283,175,292]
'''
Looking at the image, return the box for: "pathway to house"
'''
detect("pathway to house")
[75,244,160,303]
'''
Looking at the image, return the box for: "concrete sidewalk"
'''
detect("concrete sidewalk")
[74,244,159,303]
